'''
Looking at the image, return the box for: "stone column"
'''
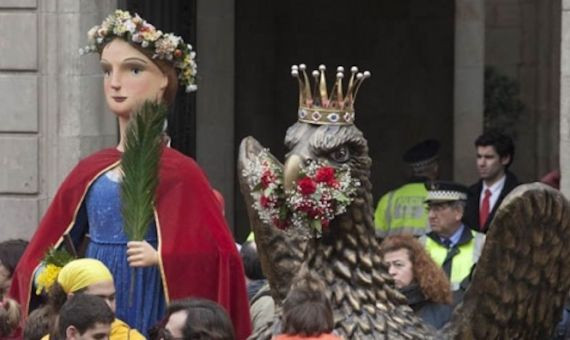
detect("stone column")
[561,1,570,196]
[0,0,117,241]
[453,0,485,183]
[196,0,236,231]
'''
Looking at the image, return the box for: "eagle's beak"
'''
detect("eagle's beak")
[284,154,303,191]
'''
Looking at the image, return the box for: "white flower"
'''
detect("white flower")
[186,84,197,92]
[87,26,98,41]
[131,33,143,43]
[125,20,136,33]
[141,40,149,48]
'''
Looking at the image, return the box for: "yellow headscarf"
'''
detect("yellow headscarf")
[57,258,114,293]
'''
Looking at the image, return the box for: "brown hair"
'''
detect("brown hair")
[0,296,21,337]
[162,298,235,340]
[0,239,28,276]
[23,305,51,340]
[100,38,179,106]
[379,234,452,305]
[281,273,334,336]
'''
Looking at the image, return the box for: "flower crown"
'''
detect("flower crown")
[80,10,197,93]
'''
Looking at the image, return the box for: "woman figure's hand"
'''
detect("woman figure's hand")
[127,241,159,267]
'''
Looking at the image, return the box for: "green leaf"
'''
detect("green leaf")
[121,100,167,241]
[333,192,350,203]
[44,247,75,267]
[311,219,322,234]
[279,205,289,219]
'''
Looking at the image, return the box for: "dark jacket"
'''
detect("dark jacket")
[464,171,519,233]
[401,284,453,330]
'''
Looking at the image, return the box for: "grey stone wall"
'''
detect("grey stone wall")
[0,0,117,241]
[485,0,561,183]
[454,0,485,184]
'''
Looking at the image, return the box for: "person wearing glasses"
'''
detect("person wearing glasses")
[419,181,485,291]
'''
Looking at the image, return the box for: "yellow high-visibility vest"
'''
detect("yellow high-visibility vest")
[421,230,485,290]
[374,182,429,237]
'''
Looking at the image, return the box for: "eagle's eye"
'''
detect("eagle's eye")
[330,146,350,163]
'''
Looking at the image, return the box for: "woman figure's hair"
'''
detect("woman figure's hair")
[0,296,21,337]
[281,273,334,336]
[162,298,235,340]
[379,234,452,304]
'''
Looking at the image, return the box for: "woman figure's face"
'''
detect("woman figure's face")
[384,248,414,289]
[100,38,168,118]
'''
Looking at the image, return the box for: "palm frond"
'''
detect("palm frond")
[121,100,167,241]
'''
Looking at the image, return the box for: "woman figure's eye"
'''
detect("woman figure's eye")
[131,67,142,75]
[102,69,111,77]
[330,146,350,163]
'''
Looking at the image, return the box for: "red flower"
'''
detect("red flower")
[260,170,274,189]
[298,177,317,195]
[315,166,335,183]
[273,218,288,230]
[322,219,330,230]
[260,195,271,208]
[174,49,183,58]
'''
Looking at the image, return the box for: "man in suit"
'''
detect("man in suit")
[464,131,519,233]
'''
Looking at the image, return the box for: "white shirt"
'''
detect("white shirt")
[480,175,506,212]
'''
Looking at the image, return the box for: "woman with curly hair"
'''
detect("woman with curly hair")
[379,234,453,329]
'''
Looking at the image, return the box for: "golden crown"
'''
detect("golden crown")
[291,64,370,125]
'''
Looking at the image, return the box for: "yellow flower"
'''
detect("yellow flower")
[35,264,62,295]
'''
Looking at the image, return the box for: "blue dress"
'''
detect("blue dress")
[84,171,166,335]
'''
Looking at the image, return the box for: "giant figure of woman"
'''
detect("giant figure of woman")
[10,10,251,339]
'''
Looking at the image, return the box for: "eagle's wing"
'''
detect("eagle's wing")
[237,136,307,305]
[444,183,570,339]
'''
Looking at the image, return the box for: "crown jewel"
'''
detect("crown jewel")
[291,64,370,125]
[80,10,197,93]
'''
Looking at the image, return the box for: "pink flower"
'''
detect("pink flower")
[298,177,317,195]
[315,166,335,184]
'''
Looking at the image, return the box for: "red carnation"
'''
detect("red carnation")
[315,166,335,183]
[298,177,317,195]
[174,49,183,58]
[260,170,274,189]
[260,195,271,208]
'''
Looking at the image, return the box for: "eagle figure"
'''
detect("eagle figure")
[237,64,570,339]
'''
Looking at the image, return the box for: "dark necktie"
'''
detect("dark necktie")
[441,240,459,278]
[479,189,492,230]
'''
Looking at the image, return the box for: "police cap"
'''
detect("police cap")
[424,180,468,202]
[402,139,440,169]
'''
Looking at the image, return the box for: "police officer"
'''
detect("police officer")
[374,139,440,238]
[421,181,485,291]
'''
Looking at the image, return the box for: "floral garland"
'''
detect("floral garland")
[242,150,289,229]
[80,10,198,93]
[243,150,360,235]
[287,162,359,233]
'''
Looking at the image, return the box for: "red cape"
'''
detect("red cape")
[10,148,251,339]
